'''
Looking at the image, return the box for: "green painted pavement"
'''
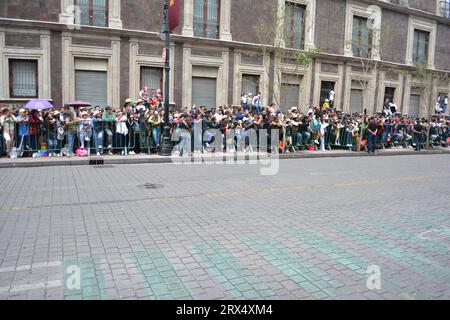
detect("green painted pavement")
[289,229,426,300]
[132,248,193,300]
[63,256,107,300]
[188,241,277,300]
[362,217,450,259]
[332,224,450,284]
[242,235,340,299]
[399,211,450,230]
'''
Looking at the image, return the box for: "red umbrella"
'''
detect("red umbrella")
[66,101,92,107]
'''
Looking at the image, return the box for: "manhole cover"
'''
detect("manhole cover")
[142,183,163,190]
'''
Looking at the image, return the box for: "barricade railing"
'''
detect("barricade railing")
[1,120,448,158]
[0,120,165,158]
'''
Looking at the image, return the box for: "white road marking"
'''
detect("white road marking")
[0,280,62,293]
[0,261,62,274]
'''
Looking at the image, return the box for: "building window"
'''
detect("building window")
[409,94,420,118]
[439,0,450,18]
[352,16,371,58]
[9,60,38,98]
[349,89,364,114]
[281,83,300,111]
[76,0,109,27]
[193,0,220,39]
[75,70,108,108]
[384,87,396,103]
[412,29,429,64]
[284,1,306,50]
[192,77,217,108]
[241,75,260,97]
[141,67,163,94]
[320,81,335,107]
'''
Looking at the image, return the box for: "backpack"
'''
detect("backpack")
[76,148,88,157]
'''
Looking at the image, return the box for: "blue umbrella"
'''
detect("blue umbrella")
[24,99,54,110]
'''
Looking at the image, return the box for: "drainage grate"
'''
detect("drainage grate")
[90,159,105,166]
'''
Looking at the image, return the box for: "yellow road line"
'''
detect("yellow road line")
[1,174,447,212]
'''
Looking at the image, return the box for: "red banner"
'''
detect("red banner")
[168,0,180,32]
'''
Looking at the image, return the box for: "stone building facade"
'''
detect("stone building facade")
[0,0,449,117]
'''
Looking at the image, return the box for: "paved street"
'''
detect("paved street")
[0,154,449,300]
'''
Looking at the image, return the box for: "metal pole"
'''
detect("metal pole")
[161,0,172,156]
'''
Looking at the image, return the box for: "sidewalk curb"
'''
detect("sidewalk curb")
[0,149,449,168]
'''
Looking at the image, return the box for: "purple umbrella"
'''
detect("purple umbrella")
[67,101,92,107]
[24,99,54,110]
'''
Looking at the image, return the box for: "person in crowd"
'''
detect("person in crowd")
[78,111,92,150]
[252,93,262,115]
[103,105,116,155]
[0,108,17,158]
[367,116,378,154]
[44,111,59,156]
[65,112,78,157]
[16,109,30,154]
[92,110,104,156]
[178,113,192,157]
[320,117,330,151]
[413,118,424,152]
[115,110,128,155]
[148,110,162,150]
[128,112,140,155]
[29,110,42,152]
[139,86,150,104]
[383,98,393,118]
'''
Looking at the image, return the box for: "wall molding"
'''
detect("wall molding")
[0,28,51,101]
[129,39,175,105]
[61,33,120,107]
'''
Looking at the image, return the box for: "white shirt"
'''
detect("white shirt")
[320,122,329,136]
[329,91,335,101]
[116,115,128,135]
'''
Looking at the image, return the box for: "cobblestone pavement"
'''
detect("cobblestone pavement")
[0,154,449,300]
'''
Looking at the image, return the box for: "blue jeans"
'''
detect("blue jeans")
[17,135,30,149]
[179,132,191,157]
[415,135,422,151]
[48,138,57,153]
[296,132,311,147]
[67,132,76,155]
[393,133,402,145]
[79,131,91,149]
[152,127,160,147]
[367,133,376,153]
[381,131,390,144]
[94,130,104,153]
[30,134,38,151]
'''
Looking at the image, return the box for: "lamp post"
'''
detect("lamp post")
[160,0,172,156]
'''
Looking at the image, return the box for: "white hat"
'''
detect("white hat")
[19,109,26,113]
[81,111,88,116]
